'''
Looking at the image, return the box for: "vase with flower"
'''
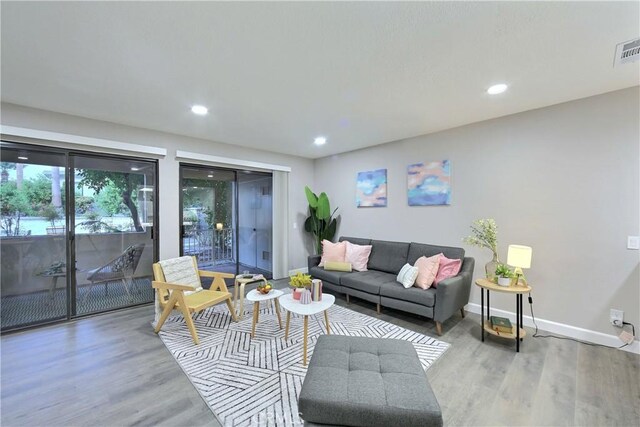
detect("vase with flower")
[463,218,500,280]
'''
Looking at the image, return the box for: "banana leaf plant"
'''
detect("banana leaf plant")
[304,186,339,254]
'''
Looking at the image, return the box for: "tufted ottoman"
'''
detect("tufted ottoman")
[298,335,443,427]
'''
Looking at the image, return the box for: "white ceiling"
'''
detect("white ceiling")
[1,2,638,159]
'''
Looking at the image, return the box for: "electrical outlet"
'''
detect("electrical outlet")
[628,236,640,250]
[610,309,624,327]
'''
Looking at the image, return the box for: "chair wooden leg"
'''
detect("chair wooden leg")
[460,308,465,318]
[376,303,381,315]
[274,299,282,329]
[154,292,179,333]
[176,292,199,345]
[435,321,443,336]
[285,310,291,340]
[225,299,238,322]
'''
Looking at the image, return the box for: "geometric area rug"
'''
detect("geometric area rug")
[158,298,450,427]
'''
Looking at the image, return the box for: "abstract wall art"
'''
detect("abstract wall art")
[407,160,451,206]
[356,168,387,207]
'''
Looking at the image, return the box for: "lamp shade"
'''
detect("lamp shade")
[507,245,532,269]
[216,223,223,230]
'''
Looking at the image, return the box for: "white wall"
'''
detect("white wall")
[314,87,640,337]
[0,103,315,276]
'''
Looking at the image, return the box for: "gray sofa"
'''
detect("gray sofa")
[308,236,475,335]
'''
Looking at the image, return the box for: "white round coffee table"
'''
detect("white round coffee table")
[246,289,284,338]
[278,292,335,365]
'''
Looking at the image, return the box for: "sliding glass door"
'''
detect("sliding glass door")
[0,142,157,331]
[0,146,68,329]
[180,165,272,279]
[72,154,156,315]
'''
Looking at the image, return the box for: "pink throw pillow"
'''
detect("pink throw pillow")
[319,240,346,267]
[413,254,441,289]
[345,241,373,272]
[433,255,462,287]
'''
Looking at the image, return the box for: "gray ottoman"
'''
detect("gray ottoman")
[298,335,443,427]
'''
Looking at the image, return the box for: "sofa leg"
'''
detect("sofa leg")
[376,303,381,315]
[346,294,350,304]
[435,321,443,336]
[460,308,465,318]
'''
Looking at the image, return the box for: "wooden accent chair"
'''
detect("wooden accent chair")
[152,256,237,344]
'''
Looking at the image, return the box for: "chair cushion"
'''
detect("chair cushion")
[309,266,351,285]
[380,282,436,307]
[341,270,397,294]
[299,335,443,427]
[158,256,202,292]
[407,242,464,264]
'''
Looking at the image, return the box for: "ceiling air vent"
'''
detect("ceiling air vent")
[614,38,640,67]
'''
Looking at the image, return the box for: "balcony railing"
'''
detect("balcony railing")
[182,228,234,267]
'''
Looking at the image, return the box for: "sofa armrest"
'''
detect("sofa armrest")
[308,254,322,271]
[434,257,475,323]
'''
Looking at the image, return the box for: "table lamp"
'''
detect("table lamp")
[507,244,532,285]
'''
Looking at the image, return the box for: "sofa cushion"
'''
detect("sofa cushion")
[319,240,346,267]
[380,282,437,307]
[339,236,372,246]
[345,241,373,272]
[367,240,410,274]
[407,242,465,265]
[341,270,397,294]
[309,266,351,285]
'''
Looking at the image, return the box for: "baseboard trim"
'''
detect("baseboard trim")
[287,267,308,276]
[465,303,639,354]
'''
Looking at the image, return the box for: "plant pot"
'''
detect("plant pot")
[292,288,304,300]
[497,277,511,287]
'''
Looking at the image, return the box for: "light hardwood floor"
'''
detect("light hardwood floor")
[2,290,639,426]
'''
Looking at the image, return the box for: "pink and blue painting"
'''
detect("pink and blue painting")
[356,169,387,207]
[407,160,451,206]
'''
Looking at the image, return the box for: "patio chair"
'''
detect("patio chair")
[82,243,145,303]
[152,256,237,345]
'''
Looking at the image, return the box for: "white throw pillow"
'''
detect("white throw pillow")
[397,263,419,289]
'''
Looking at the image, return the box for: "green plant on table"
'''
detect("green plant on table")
[495,263,515,278]
[289,272,312,288]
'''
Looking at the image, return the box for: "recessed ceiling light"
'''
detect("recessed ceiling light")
[487,84,508,95]
[314,136,327,146]
[131,167,140,171]
[191,105,208,115]
[17,156,28,160]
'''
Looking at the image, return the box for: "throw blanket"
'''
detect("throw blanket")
[154,256,203,322]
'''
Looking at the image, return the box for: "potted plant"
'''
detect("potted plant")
[304,186,339,255]
[289,272,312,300]
[42,205,65,235]
[463,218,499,279]
[495,263,514,287]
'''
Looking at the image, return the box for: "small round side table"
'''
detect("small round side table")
[475,278,532,352]
[246,289,283,338]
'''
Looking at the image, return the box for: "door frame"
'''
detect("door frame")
[178,162,273,278]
